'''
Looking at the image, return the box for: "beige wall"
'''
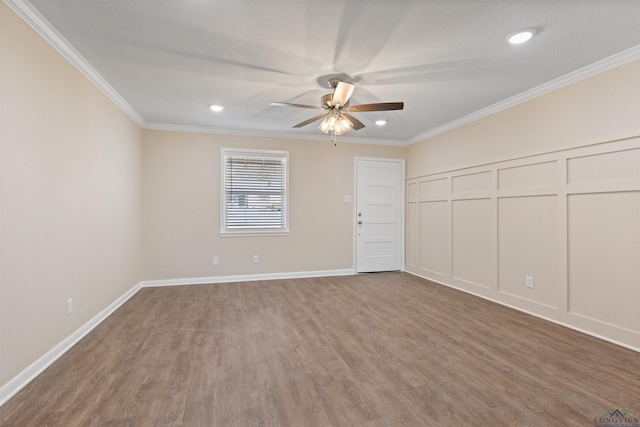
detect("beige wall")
[0,3,143,386]
[142,130,405,280]
[407,61,640,177]
[406,60,640,349]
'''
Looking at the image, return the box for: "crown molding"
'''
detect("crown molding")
[4,0,146,127]
[144,122,407,146]
[7,0,638,147]
[3,0,402,147]
[406,44,640,145]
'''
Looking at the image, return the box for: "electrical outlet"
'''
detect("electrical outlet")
[67,298,73,315]
[253,255,260,264]
[526,275,534,288]
[212,256,219,266]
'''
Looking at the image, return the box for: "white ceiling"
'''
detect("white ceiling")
[9,0,640,145]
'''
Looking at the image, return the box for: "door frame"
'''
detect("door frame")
[353,157,406,273]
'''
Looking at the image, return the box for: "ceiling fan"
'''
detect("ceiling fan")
[270,78,404,142]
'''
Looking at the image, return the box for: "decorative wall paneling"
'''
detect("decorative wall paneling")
[406,137,640,350]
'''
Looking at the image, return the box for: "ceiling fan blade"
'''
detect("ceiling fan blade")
[332,82,355,107]
[270,102,322,110]
[342,113,365,130]
[347,102,404,112]
[293,113,327,128]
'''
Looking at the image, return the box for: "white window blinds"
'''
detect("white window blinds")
[221,149,288,234]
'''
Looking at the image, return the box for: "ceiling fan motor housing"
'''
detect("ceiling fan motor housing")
[322,93,349,109]
[321,93,332,109]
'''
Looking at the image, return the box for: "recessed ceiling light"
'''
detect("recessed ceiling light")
[209,105,224,112]
[507,28,536,45]
[375,120,387,126]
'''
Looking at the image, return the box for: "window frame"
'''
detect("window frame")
[220,148,289,236]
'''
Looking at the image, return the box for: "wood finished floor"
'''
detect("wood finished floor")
[1,273,639,426]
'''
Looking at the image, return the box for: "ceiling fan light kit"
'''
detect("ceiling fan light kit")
[270,78,404,143]
[319,110,353,135]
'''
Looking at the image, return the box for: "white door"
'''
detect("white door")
[355,159,404,273]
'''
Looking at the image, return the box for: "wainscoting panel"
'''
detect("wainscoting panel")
[567,148,640,185]
[452,171,492,194]
[418,200,449,277]
[407,182,418,202]
[498,161,557,190]
[405,201,419,269]
[452,198,492,288]
[497,195,559,308]
[419,178,448,199]
[406,136,640,350]
[568,191,640,332]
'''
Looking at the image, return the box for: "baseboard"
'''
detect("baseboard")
[0,268,355,407]
[140,268,356,287]
[0,267,374,408]
[0,282,143,407]
[405,270,640,354]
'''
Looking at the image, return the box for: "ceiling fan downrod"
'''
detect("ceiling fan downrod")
[328,77,341,88]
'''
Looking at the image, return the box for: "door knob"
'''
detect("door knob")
[357,220,363,224]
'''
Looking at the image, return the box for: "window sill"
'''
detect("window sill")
[220,230,290,238]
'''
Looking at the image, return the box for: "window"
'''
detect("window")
[221,149,288,235]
